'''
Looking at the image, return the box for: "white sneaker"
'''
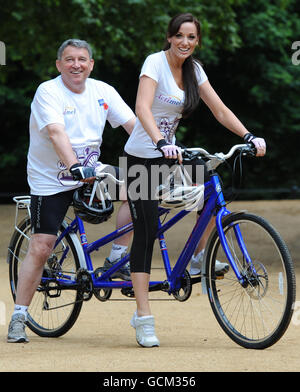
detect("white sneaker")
[189,249,229,276]
[7,313,29,343]
[130,312,160,348]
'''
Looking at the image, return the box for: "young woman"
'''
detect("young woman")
[124,13,266,347]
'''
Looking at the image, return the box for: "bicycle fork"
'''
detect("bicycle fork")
[215,208,256,287]
[197,170,256,287]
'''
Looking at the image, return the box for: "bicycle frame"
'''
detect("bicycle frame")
[49,171,250,295]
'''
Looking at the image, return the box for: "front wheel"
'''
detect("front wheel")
[8,218,83,337]
[205,212,296,349]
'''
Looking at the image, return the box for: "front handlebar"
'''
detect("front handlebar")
[182,143,256,171]
[183,143,255,160]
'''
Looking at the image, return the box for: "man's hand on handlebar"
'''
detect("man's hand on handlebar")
[70,163,96,183]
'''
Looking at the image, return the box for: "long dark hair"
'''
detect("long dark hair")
[163,13,202,118]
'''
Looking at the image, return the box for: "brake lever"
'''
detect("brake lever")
[182,150,204,161]
[243,143,256,157]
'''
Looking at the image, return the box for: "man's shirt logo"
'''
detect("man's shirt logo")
[63,106,76,115]
[98,99,108,110]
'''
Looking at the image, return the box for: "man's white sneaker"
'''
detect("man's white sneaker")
[7,313,29,343]
[130,312,160,348]
[189,250,229,276]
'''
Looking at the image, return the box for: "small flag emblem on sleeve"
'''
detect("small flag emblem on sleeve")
[98,99,108,110]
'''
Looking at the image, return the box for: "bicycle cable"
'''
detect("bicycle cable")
[230,149,245,203]
[220,148,244,207]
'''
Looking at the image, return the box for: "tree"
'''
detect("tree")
[0,0,299,199]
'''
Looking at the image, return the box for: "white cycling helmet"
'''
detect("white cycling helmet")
[155,165,204,211]
[157,184,204,211]
[73,180,114,224]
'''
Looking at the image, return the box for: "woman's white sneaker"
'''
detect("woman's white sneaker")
[189,249,229,276]
[130,312,160,348]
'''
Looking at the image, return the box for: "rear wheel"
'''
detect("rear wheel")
[205,212,296,349]
[8,218,83,337]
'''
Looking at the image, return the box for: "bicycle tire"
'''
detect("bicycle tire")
[8,218,83,338]
[205,212,296,349]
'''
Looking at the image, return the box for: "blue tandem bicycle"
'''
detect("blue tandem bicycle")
[7,143,296,349]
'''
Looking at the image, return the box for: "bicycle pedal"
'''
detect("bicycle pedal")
[94,267,105,278]
[215,275,225,280]
[121,287,135,298]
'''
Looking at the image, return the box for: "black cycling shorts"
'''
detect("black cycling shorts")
[30,189,75,236]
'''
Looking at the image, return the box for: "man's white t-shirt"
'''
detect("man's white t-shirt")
[124,50,208,158]
[28,76,134,195]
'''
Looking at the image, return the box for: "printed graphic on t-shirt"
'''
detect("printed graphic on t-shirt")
[56,160,72,186]
[156,94,182,106]
[57,169,74,186]
[56,145,100,186]
[157,116,181,143]
[76,146,100,167]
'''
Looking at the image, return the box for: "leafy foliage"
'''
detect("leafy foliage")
[0,0,299,198]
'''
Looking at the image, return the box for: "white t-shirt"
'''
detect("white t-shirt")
[124,50,208,158]
[28,76,134,195]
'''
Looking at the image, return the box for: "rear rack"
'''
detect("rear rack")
[12,195,31,233]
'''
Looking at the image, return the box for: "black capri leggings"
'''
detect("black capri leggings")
[124,151,209,274]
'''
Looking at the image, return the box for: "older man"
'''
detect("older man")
[7,39,135,343]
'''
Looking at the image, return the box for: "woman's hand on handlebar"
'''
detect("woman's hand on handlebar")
[244,133,266,157]
[156,139,183,164]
